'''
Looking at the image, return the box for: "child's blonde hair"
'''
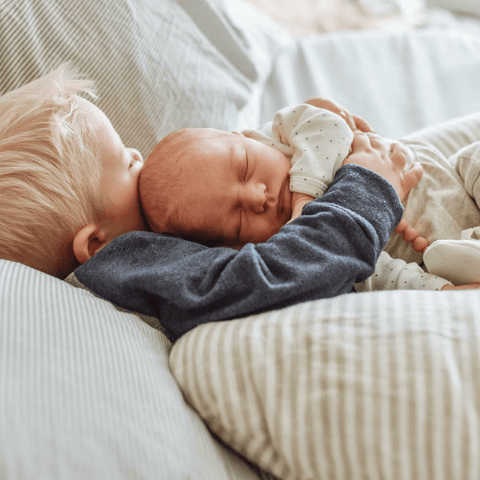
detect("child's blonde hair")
[0,65,104,276]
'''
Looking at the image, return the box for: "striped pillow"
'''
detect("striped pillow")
[170,290,480,480]
[0,0,283,159]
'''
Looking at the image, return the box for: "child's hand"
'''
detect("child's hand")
[304,97,374,133]
[343,132,423,202]
[394,219,429,253]
[288,192,315,223]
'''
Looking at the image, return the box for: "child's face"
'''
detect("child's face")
[159,129,292,247]
[82,98,147,238]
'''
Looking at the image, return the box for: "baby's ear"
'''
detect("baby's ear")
[72,224,109,264]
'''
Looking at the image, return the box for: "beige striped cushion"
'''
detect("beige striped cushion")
[170,290,480,480]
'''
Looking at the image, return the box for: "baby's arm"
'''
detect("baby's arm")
[276,104,354,198]
[244,103,355,222]
[355,251,480,292]
[289,98,373,222]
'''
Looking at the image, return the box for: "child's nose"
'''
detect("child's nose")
[241,182,267,214]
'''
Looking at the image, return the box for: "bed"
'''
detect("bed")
[2,0,480,478]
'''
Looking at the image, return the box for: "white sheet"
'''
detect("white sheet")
[259,28,480,138]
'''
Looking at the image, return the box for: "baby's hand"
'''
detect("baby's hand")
[304,97,373,133]
[288,192,315,223]
[343,133,423,202]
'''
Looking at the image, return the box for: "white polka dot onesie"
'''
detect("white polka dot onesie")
[242,103,457,292]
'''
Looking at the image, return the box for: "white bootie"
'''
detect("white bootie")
[424,228,480,285]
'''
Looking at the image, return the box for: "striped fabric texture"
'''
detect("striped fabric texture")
[0,0,284,477]
[0,259,267,479]
[4,0,480,478]
[170,111,480,480]
[0,0,280,159]
[52,109,480,479]
[170,289,480,480]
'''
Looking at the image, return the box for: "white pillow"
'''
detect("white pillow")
[0,0,289,158]
[0,260,264,479]
[171,290,480,480]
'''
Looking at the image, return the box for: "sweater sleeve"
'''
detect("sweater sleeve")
[354,251,452,292]
[72,164,403,342]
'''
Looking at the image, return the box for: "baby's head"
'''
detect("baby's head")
[139,127,293,247]
[0,65,146,278]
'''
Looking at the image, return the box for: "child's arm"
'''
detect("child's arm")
[344,133,422,203]
[72,163,408,342]
[288,133,424,223]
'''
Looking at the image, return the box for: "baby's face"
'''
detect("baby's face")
[158,129,292,247]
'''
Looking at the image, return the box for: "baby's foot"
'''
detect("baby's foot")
[424,229,480,285]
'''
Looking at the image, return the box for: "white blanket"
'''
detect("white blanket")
[260,29,480,139]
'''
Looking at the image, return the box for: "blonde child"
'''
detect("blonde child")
[0,67,420,341]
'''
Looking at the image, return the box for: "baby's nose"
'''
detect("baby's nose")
[241,183,266,214]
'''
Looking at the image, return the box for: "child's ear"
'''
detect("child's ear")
[73,224,109,265]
